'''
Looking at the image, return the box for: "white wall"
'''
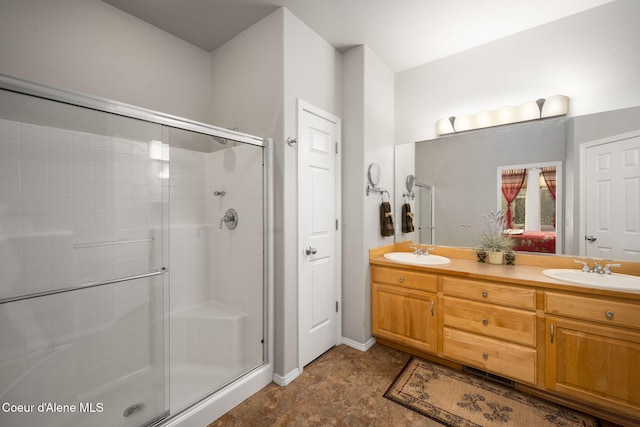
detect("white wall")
[0,0,212,123]
[283,9,343,373]
[210,8,342,379]
[395,0,640,144]
[342,45,394,344]
[209,10,284,140]
[341,47,366,345]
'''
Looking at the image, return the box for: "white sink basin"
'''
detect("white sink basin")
[543,269,640,293]
[383,252,451,266]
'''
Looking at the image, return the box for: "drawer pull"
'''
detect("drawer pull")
[398,277,404,283]
[430,300,435,316]
[482,318,488,326]
[482,290,488,298]
[605,310,614,319]
[482,352,488,360]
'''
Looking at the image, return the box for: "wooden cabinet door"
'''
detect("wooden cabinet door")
[546,316,640,419]
[371,283,437,354]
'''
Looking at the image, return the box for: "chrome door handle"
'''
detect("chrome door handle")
[305,246,317,255]
[585,235,597,242]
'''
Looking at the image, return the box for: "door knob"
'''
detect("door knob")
[585,235,597,242]
[305,246,317,255]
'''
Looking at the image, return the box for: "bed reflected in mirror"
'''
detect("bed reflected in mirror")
[498,162,561,254]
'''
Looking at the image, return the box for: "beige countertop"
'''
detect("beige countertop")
[370,243,640,300]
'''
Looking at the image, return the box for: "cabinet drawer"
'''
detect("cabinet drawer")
[545,292,640,330]
[371,266,437,292]
[443,296,536,346]
[443,327,536,384]
[443,277,535,310]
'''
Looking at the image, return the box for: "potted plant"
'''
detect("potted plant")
[478,210,515,265]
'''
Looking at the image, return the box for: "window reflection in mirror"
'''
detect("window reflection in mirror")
[498,162,562,254]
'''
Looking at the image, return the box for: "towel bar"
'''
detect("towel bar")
[366,184,390,201]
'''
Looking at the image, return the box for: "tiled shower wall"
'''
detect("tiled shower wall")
[0,117,165,420]
[169,142,264,367]
[208,144,264,366]
[0,118,164,300]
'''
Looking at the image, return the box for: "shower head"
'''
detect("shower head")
[212,127,239,146]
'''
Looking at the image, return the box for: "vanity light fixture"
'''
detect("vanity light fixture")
[436,95,569,136]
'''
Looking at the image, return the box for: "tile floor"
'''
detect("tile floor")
[208,343,621,427]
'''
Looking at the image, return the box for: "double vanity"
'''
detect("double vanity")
[370,244,640,425]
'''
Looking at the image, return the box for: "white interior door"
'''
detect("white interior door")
[584,134,640,260]
[298,100,341,368]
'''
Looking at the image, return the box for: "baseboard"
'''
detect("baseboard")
[273,338,375,386]
[272,368,300,386]
[341,336,376,352]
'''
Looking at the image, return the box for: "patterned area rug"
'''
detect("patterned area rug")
[384,357,598,427]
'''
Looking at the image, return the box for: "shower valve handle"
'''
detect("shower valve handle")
[219,209,238,230]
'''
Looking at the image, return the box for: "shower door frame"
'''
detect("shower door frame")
[0,73,274,426]
[416,181,435,245]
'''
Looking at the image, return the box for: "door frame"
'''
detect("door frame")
[579,130,640,256]
[296,99,342,372]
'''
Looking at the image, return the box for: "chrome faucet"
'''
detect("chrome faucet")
[409,245,434,256]
[409,245,423,255]
[592,262,605,274]
[573,260,591,272]
[603,263,622,274]
[573,259,622,274]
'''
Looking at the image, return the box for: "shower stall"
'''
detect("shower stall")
[0,75,273,427]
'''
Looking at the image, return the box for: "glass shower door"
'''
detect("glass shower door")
[0,89,168,427]
[165,126,266,413]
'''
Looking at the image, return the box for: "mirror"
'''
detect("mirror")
[368,163,381,186]
[406,174,416,192]
[395,105,640,259]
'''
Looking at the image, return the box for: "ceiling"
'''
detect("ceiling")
[103,0,614,73]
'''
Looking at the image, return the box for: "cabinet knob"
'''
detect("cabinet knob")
[482,319,488,326]
[398,277,404,283]
[482,290,488,298]
[605,310,614,319]
[482,352,489,359]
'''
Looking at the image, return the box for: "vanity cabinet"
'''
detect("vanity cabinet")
[545,292,640,419]
[442,277,537,384]
[371,266,438,354]
[370,251,640,424]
